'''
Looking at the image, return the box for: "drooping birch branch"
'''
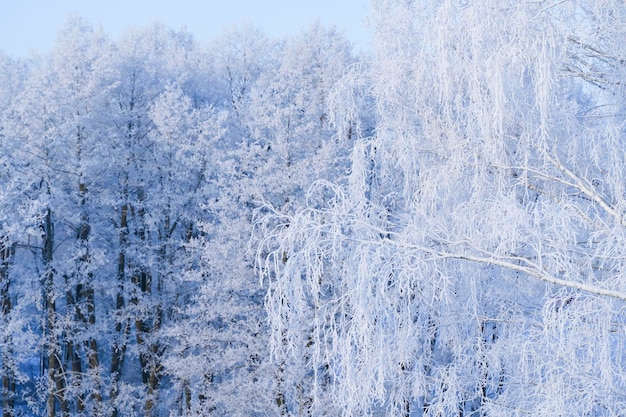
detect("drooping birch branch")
[541,151,625,227]
[349,230,626,301]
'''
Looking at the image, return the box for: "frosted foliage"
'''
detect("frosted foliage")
[0,17,284,416]
[261,1,626,416]
[245,22,356,214]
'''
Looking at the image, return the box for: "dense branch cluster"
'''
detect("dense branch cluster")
[261,0,626,416]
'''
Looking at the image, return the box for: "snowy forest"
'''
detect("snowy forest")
[2,0,626,416]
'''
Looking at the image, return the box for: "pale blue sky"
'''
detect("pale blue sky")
[0,0,371,58]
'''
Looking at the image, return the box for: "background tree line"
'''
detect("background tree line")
[0,16,361,417]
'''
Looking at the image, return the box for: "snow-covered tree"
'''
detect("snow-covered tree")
[261,1,626,416]
[247,21,356,212]
[0,50,32,417]
[2,16,118,416]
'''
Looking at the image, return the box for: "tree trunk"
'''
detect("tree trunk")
[132,266,160,417]
[132,189,163,417]
[183,382,192,414]
[275,363,288,416]
[110,204,130,417]
[1,243,15,417]
[85,285,102,412]
[42,208,69,417]
[64,285,84,413]
[77,182,103,414]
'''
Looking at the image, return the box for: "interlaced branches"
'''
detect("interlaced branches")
[260,1,626,416]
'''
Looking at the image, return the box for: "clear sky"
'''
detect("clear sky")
[0,0,372,58]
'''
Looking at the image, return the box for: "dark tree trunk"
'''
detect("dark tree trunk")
[42,208,69,417]
[110,203,130,417]
[1,243,15,417]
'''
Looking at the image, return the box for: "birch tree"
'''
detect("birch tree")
[261,1,626,416]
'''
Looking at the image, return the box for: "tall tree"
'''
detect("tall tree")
[106,24,219,416]
[161,27,281,416]
[5,17,116,416]
[46,18,116,415]
[9,63,69,417]
[261,1,626,416]
[0,50,29,417]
